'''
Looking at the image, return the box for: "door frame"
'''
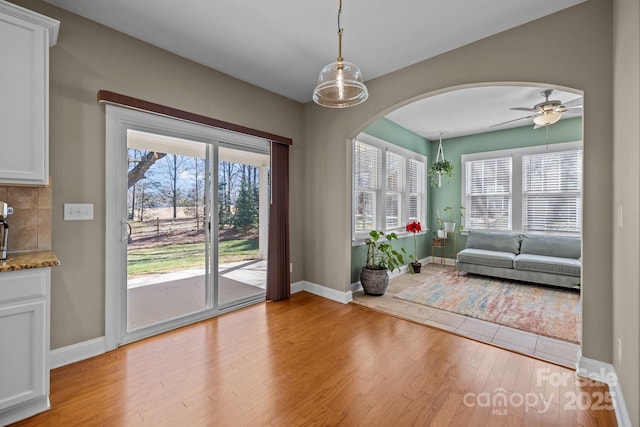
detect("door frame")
[105,104,269,350]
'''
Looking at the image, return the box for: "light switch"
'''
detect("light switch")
[64,203,94,220]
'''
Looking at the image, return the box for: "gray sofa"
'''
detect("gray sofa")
[456,230,581,289]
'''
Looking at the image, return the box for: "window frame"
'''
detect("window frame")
[461,141,582,236]
[352,133,427,242]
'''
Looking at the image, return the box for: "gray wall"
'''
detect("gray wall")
[613,0,640,424]
[302,0,614,367]
[11,0,304,349]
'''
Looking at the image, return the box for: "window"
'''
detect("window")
[408,159,425,222]
[522,150,582,233]
[385,151,404,229]
[353,134,427,240]
[353,140,379,233]
[462,141,582,235]
[464,157,512,230]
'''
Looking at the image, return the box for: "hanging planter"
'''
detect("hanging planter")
[429,133,454,187]
[429,160,454,187]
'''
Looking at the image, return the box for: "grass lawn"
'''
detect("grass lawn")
[128,239,258,276]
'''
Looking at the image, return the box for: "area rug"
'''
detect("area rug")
[394,269,580,343]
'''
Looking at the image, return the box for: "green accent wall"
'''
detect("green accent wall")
[428,117,583,251]
[364,117,430,156]
[350,116,583,284]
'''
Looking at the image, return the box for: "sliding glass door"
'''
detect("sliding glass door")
[126,130,211,330]
[217,145,269,309]
[105,104,271,347]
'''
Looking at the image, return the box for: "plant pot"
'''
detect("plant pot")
[360,267,389,296]
[437,229,447,238]
[432,238,443,246]
[443,222,456,232]
[410,262,422,273]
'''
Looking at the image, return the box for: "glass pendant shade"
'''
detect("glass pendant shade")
[533,111,562,126]
[313,60,368,108]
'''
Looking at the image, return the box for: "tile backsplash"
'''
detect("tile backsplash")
[0,183,52,252]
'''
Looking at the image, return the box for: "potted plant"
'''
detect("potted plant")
[429,159,454,187]
[405,221,422,273]
[442,206,465,232]
[360,230,407,295]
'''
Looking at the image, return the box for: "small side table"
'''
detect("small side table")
[431,231,456,265]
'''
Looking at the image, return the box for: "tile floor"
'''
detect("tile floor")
[351,263,580,368]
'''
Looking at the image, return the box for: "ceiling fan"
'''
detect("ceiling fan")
[491,89,583,129]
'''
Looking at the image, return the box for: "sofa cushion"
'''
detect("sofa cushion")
[465,231,521,254]
[519,235,581,259]
[514,254,581,277]
[457,248,516,269]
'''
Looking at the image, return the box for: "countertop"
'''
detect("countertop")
[0,250,60,272]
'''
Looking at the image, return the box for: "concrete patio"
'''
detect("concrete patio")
[127,259,266,330]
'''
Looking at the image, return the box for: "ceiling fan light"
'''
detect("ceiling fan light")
[533,111,562,126]
[313,60,368,108]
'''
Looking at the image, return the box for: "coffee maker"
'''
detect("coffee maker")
[0,201,12,260]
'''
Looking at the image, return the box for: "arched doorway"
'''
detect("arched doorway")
[350,83,584,367]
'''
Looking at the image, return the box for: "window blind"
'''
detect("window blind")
[353,140,380,233]
[465,157,512,230]
[522,150,582,232]
[385,151,404,229]
[408,159,424,222]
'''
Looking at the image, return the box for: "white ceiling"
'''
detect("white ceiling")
[43,0,585,138]
[386,86,583,140]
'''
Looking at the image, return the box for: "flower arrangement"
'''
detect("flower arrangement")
[406,221,422,273]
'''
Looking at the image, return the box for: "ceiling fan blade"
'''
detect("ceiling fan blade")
[490,115,534,128]
[510,107,537,112]
[562,97,583,108]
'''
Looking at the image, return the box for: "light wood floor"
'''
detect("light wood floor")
[13,292,616,426]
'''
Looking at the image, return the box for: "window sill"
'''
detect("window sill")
[352,230,429,246]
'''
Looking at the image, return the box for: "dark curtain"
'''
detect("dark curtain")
[266,141,290,301]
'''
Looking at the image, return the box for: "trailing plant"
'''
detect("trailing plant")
[364,230,407,272]
[429,159,454,187]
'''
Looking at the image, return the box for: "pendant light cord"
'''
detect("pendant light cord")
[337,0,344,61]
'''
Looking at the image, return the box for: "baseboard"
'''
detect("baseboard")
[430,256,457,267]
[577,353,632,427]
[297,280,353,304]
[50,336,106,369]
[291,280,305,294]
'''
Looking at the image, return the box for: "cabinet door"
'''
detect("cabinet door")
[0,11,48,185]
[0,299,46,411]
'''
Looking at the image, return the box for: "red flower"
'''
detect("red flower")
[406,221,422,233]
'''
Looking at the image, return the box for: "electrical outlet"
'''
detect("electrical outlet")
[290,263,293,273]
[64,203,94,221]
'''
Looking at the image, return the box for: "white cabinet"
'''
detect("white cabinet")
[0,268,51,425]
[0,1,59,185]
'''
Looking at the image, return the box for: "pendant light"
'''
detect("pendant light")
[313,0,368,108]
